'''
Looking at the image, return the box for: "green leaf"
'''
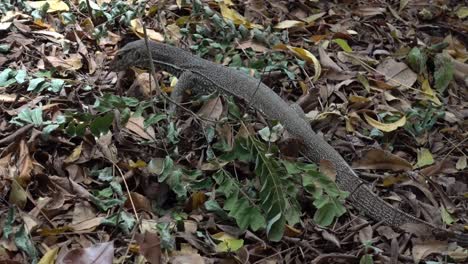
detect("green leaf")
[102,211,135,234]
[157,222,175,250]
[27,77,48,92]
[61,12,76,24]
[204,199,230,219]
[441,207,455,225]
[48,79,65,93]
[313,198,346,226]
[333,38,352,52]
[90,195,125,211]
[91,167,114,182]
[144,113,167,128]
[96,187,114,198]
[265,212,285,241]
[0,68,13,86]
[2,207,15,239]
[227,197,266,231]
[42,124,59,136]
[11,107,43,127]
[90,112,114,137]
[456,6,468,19]
[434,53,454,92]
[0,44,10,53]
[167,121,179,144]
[215,237,244,252]
[406,47,427,74]
[415,148,434,168]
[15,70,27,84]
[14,225,38,263]
[360,254,374,264]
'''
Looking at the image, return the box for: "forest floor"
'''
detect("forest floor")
[0,0,467,263]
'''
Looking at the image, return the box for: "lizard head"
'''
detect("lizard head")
[109,40,152,72]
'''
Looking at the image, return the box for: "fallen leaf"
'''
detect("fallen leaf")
[46,54,82,70]
[57,241,114,264]
[130,19,164,41]
[456,156,467,170]
[353,149,412,171]
[27,0,69,13]
[197,96,223,121]
[376,58,417,89]
[412,240,447,263]
[219,2,262,29]
[420,79,441,105]
[274,44,321,81]
[364,113,406,132]
[415,148,434,169]
[135,231,161,264]
[211,232,244,252]
[125,116,156,140]
[274,20,304,29]
[38,247,59,264]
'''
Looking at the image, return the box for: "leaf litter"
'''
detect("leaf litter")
[0,0,467,263]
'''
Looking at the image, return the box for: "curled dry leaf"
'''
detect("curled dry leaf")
[274,44,321,81]
[412,239,448,263]
[46,54,83,71]
[353,149,412,171]
[125,116,156,141]
[56,241,114,264]
[135,231,161,264]
[130,19,164,41]
[363,113,406,132]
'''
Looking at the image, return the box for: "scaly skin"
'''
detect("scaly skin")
[111,40,467,246]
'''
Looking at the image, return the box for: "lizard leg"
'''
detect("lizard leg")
[169,71,197,114]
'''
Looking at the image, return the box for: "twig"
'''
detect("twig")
[0,124,34,146]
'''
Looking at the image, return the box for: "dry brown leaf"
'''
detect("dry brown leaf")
[376,58,417,89]
[46,54,83,70]
[197,96,223,121]
[135,231,161,264]
[17,140,33,186]
[353,149,412,171]
[56,241,114,264]
[125,116,156,140]
[125,192,152,212]
[412,240,448,263]
[319,159,337,182]
[318,45,343,72]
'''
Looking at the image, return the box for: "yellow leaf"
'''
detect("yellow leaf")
[349,95,370,103]
[27,0,69,13]
[421,79,441,105]
[456,156,466,170]
[456,6,468,19]
[364,113,406,132]
[64,143,82,163]
[274,20,304,29]
[219,3,263,29]
[275,44,321,81]
[38,247,59,264]
[130,19,164,41]
[211,232,244,252]
[129,159,147,169]
[9,180,27,209]
[415,148,434,168]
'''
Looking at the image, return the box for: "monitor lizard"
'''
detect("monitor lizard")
[110,40,467,246]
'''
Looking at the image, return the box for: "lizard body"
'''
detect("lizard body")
[111,40,467,245]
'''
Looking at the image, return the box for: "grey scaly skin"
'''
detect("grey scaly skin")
[110,40,467,245]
